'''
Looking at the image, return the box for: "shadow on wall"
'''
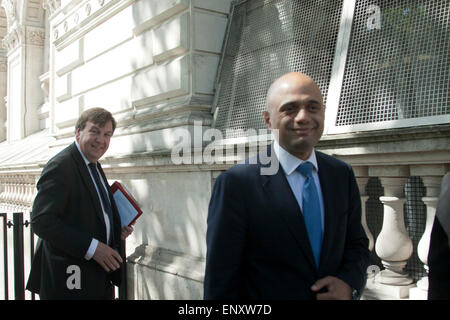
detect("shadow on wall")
[108,168,209,299]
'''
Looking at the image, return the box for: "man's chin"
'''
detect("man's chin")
[89,151,105,162]
[285,140,315,157]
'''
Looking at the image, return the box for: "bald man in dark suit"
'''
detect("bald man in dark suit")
[204,72,370,300]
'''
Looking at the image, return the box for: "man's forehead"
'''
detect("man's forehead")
[268,74,322,103]
[270,83,323,106]
[86,121,113,131]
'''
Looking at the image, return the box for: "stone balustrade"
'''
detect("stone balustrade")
[353,164,449,300]
[0,174,38,214]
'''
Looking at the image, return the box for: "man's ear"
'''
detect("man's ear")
[263,111,272,129]
[75,128,80,141]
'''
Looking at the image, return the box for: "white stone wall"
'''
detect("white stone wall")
[49,0,231,151]
[107,170,212,300]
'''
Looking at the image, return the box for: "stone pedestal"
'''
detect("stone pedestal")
[408,172,442,299]
[375,196,413,285]
[365,279,415,300]
[373,173,415,298]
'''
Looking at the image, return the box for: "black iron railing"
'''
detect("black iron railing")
[1,212,127,300]
[0,212,34,300]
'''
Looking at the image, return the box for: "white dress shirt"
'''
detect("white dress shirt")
[273,140,325,233]
[75,141,111,260]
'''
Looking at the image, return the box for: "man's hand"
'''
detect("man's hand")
[121,225,134,240]
[92,241,123,272]
[311,276,352,300]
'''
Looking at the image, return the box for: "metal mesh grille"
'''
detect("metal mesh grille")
[404,176,426,282]
[365,177,384,268]
[214,0,343,138]
[336,0,450,126]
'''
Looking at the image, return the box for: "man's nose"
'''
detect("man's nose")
[95,134,105,144]
[294,108,309,122]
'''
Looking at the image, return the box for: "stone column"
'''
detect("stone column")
[409,165,446,299]
[372,165,415,299]
[2,0,45,141]
[0,57,6,141]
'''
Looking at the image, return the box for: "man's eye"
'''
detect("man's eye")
[284,105,295,112]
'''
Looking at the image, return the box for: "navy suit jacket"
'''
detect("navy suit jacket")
[428,172,450,299]
[204,145,369,299]
[26,143,123,299]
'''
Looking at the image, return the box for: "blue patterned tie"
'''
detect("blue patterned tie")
[296,161,322,267]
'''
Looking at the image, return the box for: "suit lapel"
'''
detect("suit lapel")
[69,143,106,225]
[260,145,317,271]
[316,151,338,272]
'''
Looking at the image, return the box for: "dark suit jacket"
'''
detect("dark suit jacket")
[204,146,369,299]
[428,172,450,300]
[26,142,123,299]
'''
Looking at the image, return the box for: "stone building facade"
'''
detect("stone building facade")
[0,0,449,300]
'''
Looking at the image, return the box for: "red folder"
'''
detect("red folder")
[111,181,143,226]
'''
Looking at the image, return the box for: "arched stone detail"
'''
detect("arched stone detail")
[0,0,47,141]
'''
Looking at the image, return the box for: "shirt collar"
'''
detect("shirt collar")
[75,140,92,166]
[273,139,319,175]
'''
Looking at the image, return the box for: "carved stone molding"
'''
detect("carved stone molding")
[43,0,61,15]
[2,24,23,52]
[1,0,16,28]
[52,0,130,43]
[2,25,45,51]
[26,26,45,46]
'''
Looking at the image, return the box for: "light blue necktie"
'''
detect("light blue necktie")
[296,161,322,267]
